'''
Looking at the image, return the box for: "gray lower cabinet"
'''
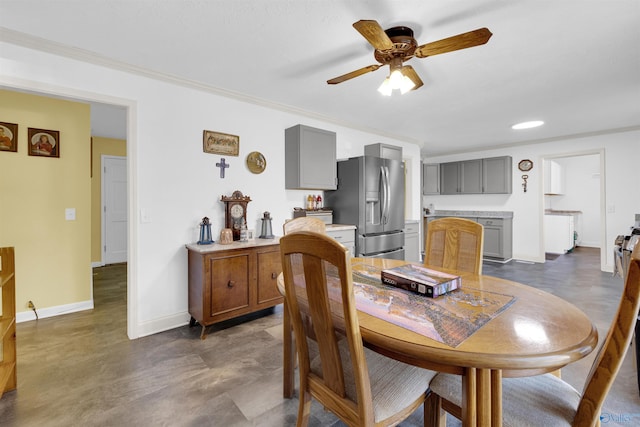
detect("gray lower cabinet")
[424,216,512,261]
[477,218,512,260]
[437,156,512,194]
[404,221,420,262]
[326,227,356,256]
[285,124,337,190]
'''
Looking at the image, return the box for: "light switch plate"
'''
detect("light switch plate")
[65,208,76,221]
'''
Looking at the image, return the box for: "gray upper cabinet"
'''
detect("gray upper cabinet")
[439,159,482,194]
[285,124,337,190]
[483,156,512,194]
[364,143,402,161]
[422,163,440,195]
[460,159,483,193]
[440,162,460,194]
[439,156,512,195]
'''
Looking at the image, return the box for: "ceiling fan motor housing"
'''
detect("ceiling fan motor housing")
[374,26,417,64]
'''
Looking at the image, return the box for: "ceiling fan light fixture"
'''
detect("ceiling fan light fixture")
[378,63,415,96]
[512,120,544,130]
[377,77,393,96]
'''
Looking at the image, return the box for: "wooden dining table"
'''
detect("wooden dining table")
[279,257,598,427]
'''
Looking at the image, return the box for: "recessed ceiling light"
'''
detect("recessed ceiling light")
[512,120,544,130]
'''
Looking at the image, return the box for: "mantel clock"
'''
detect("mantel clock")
[221,190,251,241]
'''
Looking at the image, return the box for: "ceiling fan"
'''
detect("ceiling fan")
[327,20,492,95]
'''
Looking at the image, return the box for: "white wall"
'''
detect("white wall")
[423,133,639,269]
[0,42,422,338]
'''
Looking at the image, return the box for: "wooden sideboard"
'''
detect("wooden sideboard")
[186,238,283,339]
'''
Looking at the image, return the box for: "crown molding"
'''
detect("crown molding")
[0,27,422,148]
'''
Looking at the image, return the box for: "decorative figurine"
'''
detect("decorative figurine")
[219,228,233,244]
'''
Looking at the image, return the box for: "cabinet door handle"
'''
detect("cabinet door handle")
[227,280,235,288]
[271,272,278,279]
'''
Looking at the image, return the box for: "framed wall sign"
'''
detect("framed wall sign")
[0,122,18,152]
[203,130,239,156]
[28,128,60,158]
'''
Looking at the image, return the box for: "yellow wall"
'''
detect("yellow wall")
[0,90,91,311]
[90,137,126,263]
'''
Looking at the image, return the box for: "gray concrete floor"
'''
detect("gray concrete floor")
[1,247,639,426]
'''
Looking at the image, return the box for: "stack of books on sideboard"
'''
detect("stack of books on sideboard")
[381,264,461,298]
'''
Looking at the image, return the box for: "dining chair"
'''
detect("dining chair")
[283,217,327,235]
[424,217,484,274]
[280,231,437,426]
[426,244,640,427]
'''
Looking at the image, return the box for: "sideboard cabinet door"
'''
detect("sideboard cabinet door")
[257,248,282,305]
[210,253,250,316]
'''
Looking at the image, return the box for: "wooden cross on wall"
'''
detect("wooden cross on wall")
[216,158,229,178]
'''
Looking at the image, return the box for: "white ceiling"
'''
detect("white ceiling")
[1,0,639,156]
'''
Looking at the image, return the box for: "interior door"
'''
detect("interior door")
[102,155,127,264]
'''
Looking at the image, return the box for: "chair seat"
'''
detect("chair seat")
[312,339,436,423]
[429,372,581,426]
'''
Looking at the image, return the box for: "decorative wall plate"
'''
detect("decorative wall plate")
[246,151,266,174]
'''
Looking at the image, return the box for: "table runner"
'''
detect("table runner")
[349,262,517,348]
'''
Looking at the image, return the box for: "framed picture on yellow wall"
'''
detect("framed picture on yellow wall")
[0,122,18,153]
[28,127,60,158]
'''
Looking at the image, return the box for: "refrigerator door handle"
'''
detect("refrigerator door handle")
[381,165,390,224]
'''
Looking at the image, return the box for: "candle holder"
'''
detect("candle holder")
[197,217,214,245]
[259,211,275,239]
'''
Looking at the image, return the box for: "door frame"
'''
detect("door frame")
[0,74,141,339]
[540,148,607,271]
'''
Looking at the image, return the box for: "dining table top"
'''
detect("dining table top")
[280,257,599,377]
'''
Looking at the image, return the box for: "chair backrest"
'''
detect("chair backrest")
[280,231,375,425]
[283,217,327,235]
[424,217,484,274]
[573,244,640,425]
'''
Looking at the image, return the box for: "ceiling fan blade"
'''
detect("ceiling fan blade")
[327,64,382,85]
[353,20,394,50]
[402,65,424,91]
[415,28,492,58]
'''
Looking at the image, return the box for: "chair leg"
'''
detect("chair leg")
[296,387,312,427]
[425,390,446,427]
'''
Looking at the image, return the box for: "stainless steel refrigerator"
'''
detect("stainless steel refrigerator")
[325,156,405,259]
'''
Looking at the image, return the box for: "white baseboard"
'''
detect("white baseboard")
[16,300,94,323]
[135,311,192,338]
[91,261,105,268]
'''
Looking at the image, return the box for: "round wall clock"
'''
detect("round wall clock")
[518,159,533,172]
[221,190,251,241]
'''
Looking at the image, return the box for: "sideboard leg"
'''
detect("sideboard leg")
[200,324,208,340]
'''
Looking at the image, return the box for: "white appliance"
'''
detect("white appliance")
[544,214,575,254]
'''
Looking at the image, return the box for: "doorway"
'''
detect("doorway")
[542,149,606,271]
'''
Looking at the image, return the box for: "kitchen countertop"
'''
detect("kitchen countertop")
[326,224,356,231]
[545,209,583,216]
[424,210,514,219]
